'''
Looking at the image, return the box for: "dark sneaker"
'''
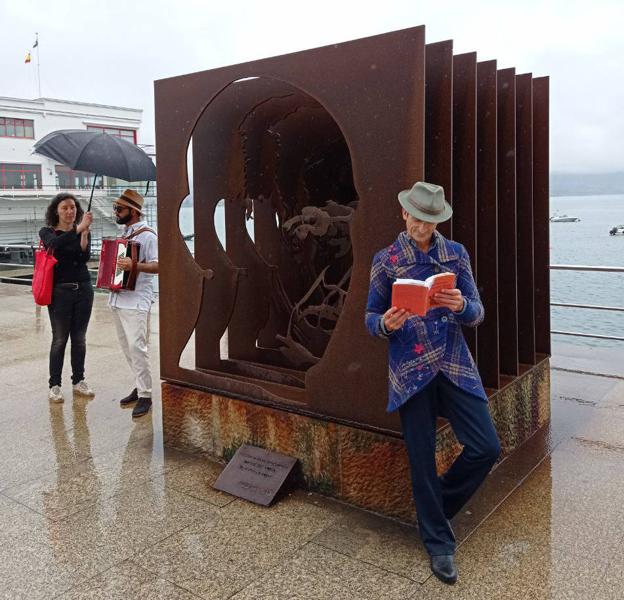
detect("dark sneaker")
[430,554,458,585]
[119,388,138,407]
[132,397,152,418]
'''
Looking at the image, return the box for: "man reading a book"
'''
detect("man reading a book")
[365,181,500,585]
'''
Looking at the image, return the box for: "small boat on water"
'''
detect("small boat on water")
[550,213,580,222]
[609,225,624,235]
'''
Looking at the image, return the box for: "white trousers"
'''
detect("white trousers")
[111,307,152,398]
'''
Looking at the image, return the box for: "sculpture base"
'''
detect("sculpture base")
[162,359,550,521]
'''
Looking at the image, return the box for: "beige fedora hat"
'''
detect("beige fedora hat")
[398,181,452,223]
[114,189,145,215]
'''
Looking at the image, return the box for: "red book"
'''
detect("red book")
[391,272,457,316]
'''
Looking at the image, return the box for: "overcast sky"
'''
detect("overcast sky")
[1,0,622,173]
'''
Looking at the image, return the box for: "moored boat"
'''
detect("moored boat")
[550,213,580,222]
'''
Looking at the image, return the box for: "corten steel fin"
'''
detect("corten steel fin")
[191,80,271,371]
[223,91,319,367]
[452,52,478,359]
[497,67,520,377]
[532,77,550,357]
[305,29,426,431]
[239,90,319,358]
[516,73,536,366]
[425,40,454,240]
[476,60,500,390]
[155,26,549,435]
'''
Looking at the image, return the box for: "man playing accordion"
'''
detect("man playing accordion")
[107,189,158,418]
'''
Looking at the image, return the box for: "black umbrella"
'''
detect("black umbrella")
[33,129,157,210]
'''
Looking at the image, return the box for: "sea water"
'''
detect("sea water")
[178,194,624,348]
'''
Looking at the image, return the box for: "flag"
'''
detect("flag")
[33,38,38,48]
[25,51,31,64]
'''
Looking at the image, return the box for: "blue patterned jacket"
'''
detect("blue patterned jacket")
[365,230,487,412]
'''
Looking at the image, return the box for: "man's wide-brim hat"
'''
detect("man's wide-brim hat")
[114,189,144,215]
[398,181,452,223]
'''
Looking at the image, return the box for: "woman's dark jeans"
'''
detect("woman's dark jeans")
[47,281,94,387]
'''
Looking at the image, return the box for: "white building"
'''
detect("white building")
[0,96,155,244]
[0,96,144,192]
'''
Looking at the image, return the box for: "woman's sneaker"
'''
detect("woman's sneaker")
[72,380,95,397]
[49,386,64,403]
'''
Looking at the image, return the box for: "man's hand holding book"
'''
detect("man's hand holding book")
[382,272,464,331]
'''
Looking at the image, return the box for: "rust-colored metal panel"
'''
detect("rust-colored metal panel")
[307,28,426,431]
[497,68,519,376]
[476,60,499,389]
[516,74,536,366]
[452,52,477,358]
[155,27,426,435]
[532,77,550,356]
[425,40,453,239]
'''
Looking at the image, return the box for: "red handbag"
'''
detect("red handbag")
[32,241,57,306]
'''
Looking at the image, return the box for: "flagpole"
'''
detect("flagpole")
[35,33,41,97]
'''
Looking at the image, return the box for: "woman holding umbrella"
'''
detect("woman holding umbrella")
[39,193,95,403]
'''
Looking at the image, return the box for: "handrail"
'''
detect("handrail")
[550,264,624,273]
[0,262,35,268]
[551,330,624,342]
[550,264,624,342]
[0,259,620,329]
[0,242,153,292]
[0,184,157,195]
[0,262,98,272]
[550,302,624,312]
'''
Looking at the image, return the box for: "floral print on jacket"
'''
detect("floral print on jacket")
[365,230,487,412]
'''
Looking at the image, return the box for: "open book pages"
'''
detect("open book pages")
[394,272,456,288]
[394,278,427,286]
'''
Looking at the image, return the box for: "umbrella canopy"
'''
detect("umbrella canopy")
[34,129,156,182]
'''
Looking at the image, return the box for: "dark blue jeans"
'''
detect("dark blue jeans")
[47,281,94,387]
[399,373,501,556]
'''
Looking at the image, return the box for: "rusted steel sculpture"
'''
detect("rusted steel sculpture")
[154,26,549,437]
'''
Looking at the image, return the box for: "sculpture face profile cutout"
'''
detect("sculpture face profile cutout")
[188,79,358,377]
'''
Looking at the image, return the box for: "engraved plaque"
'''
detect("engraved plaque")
[213,444,298,506]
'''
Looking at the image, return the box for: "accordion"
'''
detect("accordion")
[96,237,140,291]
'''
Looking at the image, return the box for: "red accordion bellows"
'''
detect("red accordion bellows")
[96,238,140,291]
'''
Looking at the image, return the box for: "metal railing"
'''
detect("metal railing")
[0,243,99,285]
[1,256,621,341]
[0,203,157,247]
[0,184,157,198]
[550,264,624,342]
[0,242,159,297]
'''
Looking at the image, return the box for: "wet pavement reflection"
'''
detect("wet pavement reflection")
[1,284,623,599]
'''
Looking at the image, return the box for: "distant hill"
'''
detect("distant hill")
[551,172,624,196]
[183,175,623,199]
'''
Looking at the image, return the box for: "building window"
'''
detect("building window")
[86,124,136,144]
[0,117,35,139]
[55,165,98,190]
[0,163,42,189]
